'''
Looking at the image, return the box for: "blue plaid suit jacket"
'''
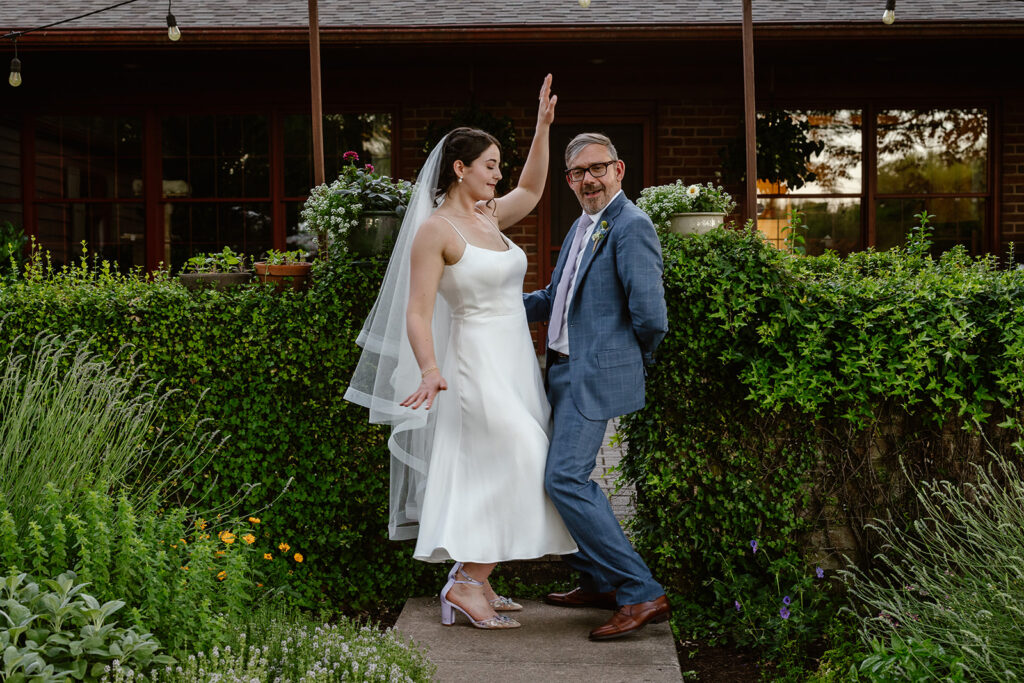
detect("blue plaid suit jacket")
[524,193,668,420]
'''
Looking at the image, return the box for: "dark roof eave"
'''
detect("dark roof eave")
[11,21,1024,49]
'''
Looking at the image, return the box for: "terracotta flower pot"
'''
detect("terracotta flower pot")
[253,262,312,292]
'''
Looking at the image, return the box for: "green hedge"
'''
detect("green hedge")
[620,226,1024,648]
[0,254,435,610]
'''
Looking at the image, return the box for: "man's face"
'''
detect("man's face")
[566,143,625,215]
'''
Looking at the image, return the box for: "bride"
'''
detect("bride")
[346,74,577,630]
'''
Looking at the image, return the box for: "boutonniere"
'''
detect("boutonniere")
[591,221,609,252]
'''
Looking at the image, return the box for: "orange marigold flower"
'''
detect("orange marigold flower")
[199,534,210,541]
[278,542,290,552]
[179,538,187,545]
[181,566,189,571]
[263,553,273,560]
[257,583,263,588]
[216,550,225,557]
[242,533,256,545]
[294,553,304,563]
[248,517,261,524]
[219,531,236,544]
[217,570,226,581]
[197,518,208,530]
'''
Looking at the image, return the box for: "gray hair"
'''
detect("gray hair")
[565,133,618,168]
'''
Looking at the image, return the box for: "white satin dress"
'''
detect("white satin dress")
[412,220,578,563]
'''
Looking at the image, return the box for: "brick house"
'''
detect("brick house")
[4,0,1024,286]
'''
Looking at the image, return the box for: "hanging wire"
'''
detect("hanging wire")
[3,0,149,41]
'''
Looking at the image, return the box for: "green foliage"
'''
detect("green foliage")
[181,246,248,274]
[619,223,1024,668]
[0,251,437,614]
[858,635,967,682]
[0,331,217,529]
[0,221,28,283]
[260,248,309,266]
[100,607,435,682]
[782,208,807,255]
[842,450,1024,681]
[0,485,263,656]
[0,571,173,682]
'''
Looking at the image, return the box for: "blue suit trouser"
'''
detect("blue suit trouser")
[544,359,664,606]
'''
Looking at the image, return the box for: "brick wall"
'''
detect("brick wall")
[1002,100,1024,251]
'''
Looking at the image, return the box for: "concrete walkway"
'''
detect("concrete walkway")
[395,422,683,682]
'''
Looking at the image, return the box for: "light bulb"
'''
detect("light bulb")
[882,8,895,24]
[578,0,591,7]
[8,57,20,87]
[167,13,181,41]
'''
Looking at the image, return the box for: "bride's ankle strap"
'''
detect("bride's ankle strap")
[456,567,484,586]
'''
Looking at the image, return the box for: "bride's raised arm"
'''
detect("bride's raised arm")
[487,73,556,230]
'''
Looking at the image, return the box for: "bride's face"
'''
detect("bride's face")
[457,144,502,200]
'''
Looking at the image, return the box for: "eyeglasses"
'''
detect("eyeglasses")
[564,160,617,183]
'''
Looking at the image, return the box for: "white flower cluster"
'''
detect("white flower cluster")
[100,618,434,683]
[298,180,361,255]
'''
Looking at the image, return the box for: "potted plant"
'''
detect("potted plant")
[299,151,413,258]
[178,246,253,290]
[637,181,737,235]
[253,249,312,292]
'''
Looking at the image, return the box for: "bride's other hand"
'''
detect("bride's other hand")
[536,73,557,128]
[401,372,448,410]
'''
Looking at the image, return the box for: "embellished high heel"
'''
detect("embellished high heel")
[448,562,523,612]
[440,566,521,629]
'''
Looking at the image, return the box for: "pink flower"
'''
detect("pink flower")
[365,164,374,172]
[343,151,359,161]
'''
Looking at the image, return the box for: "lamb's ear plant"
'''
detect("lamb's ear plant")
[840,448,1024,681]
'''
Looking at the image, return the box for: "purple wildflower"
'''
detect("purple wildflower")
[782,595,791,606]
[816,567,824,579]
[734,600,742,612]
[780,607,790,619]
[750,539,758,554]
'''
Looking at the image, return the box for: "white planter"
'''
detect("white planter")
[668,212,726,235]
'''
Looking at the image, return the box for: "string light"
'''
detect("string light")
[4,0,182,87]
[8,39,20,88]
[167,0,181,41]
[882,0,896,24]
[578,0,592,7]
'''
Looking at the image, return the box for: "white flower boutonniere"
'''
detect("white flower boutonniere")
[591,221,609,253]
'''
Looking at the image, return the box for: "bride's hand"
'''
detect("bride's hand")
[400,372,448,410]
[536,73,556,128]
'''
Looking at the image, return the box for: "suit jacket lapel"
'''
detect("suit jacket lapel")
[572,193,627,298]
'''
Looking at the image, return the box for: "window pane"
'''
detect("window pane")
[758,197,862,256]
[759,110,862,196]
[0,115,20,201]
[876,197,985,256]
[0,204,22,231]
[163,201,272,271]
[283,113,392,197]
[877,109,988,194]
[35,116,143,200]
[162,114,269,199]
[36,202,145,270]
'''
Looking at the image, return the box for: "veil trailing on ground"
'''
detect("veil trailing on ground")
[344,135,451,541]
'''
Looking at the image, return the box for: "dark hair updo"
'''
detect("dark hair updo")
[434,127,502,201]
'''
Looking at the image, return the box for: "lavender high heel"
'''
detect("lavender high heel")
[440,566,521,629]
[448,562,523,612]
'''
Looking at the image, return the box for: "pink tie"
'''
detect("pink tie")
[547,214,593,348]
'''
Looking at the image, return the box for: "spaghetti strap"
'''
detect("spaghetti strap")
[439,216,469,244]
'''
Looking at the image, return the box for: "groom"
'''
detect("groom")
[524,132,670,640]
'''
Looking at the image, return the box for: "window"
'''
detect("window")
[34,116,145,270]
[282,113,392,251]
[161,114,271,270]
[756,107,990,256]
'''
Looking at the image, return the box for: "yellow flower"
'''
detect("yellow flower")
[242,533,256,545]
[216,550,225,557]
[263,553,273,560]
[181,566,189,571]
[293,553,304,563]
[278,542,290,552]
[217,570,226,581]
[248,517,261,524]
[179,538,187,545]
[199,534,210,541]
[197,518,208,530]
[219,531,236,544]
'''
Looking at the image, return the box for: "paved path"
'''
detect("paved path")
[396,422,682,682]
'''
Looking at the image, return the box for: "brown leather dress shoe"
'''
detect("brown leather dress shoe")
[588,594,671,640]
[544,587,618,611]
